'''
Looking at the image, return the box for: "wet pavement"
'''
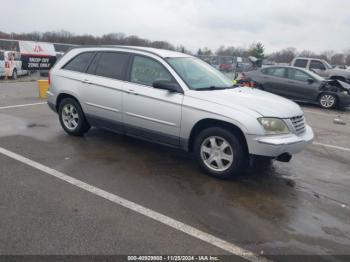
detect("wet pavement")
[0,81,350,260]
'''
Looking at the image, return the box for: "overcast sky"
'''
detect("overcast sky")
[2,0,349,53]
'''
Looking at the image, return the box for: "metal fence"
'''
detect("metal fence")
[197,55,256,80]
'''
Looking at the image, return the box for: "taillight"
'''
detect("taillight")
[48,70,51,85]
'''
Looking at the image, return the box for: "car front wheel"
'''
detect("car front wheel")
[318,93,337,109]
[194,127,245,179]
[58,98,90,136]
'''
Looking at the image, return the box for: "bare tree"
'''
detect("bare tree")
[331,53,345,65]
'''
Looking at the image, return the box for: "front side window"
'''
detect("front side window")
[287,68,310,82]
[310,60,326,70]
[294,59,308,68]
[130,56,173,86]
[94,52,130,80]
[63,52,95,73]
[0,52,4,60]
[166,57,232,90]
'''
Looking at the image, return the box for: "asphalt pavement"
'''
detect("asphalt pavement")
[0,81,349,261]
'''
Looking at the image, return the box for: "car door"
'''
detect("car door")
[284,68,319,101]
[260,67,289,97]
[79,51,131,132]
[309,60,328,77]
[123,54,184,147]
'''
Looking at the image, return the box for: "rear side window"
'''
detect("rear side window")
[294,59,308,68]
[63,52,95,73]
[262,67,286,78]
[94,52,130,80]
[310,60,326,70]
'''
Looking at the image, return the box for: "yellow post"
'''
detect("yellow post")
[37,80,49,99]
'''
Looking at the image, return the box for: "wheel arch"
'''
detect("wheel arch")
[187,118,248,154]
[56,93,81,112]
[329,75,347,82]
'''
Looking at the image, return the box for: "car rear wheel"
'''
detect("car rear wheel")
[194,127,245,179]
[318,93,337,109]
[58,98,90,136]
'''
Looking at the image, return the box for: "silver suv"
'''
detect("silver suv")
[47,46,314,178]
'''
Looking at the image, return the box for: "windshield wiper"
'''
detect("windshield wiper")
[195,86,233,91]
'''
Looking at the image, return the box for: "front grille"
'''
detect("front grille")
[290,115,306,135]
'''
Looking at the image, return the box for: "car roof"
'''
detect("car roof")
[294,57,323,61]
[73,45,192,59]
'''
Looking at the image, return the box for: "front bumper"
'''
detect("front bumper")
[338,93,350,107]
[246,125,314,158]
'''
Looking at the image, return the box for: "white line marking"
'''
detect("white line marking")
[313,142,350,152]
[0,102,46,110]
[0,146,268,262]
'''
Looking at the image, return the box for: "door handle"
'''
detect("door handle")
[81,79,92,84]
[126,89,138,95]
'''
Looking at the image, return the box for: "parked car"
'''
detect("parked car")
[245,66,350,109]
[219,63,233,72]
[291,57,350,83]
[0,50,29,79]
[47,46,313,179]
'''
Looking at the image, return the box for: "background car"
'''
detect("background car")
[291,57,350,83]
[0,50,29,79]
[245,66,350,109]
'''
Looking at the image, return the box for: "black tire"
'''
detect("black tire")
[12,69,17,80]
[194,127,246,179]
[318,93,337,109]
[58,98,90,136]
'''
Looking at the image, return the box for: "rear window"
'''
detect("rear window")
[294,59,308,68]
[63,52,95,73]
[94,52,130,80]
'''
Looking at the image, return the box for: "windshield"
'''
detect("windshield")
[323,60,333,69]
[166,57,233,90]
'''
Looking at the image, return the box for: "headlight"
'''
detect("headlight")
[258,117,290,135]
[341,90,349,95]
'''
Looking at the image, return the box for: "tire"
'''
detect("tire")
[194,127,246,179]
[318,93,337,109]
[58,98,90,136]
[12,69,17,80]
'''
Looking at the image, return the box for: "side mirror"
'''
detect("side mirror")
[307,78,314,84]
[153,80,183,93]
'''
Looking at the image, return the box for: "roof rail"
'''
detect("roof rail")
[70,45,164,58]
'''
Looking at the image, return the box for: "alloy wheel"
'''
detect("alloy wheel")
[200,136,234,172]
[62,104,79,130]
[320,94,335,108]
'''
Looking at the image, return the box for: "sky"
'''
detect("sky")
[1,0,350,53]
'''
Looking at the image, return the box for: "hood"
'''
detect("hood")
[187,87,303,118]
[331,68,350,77]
